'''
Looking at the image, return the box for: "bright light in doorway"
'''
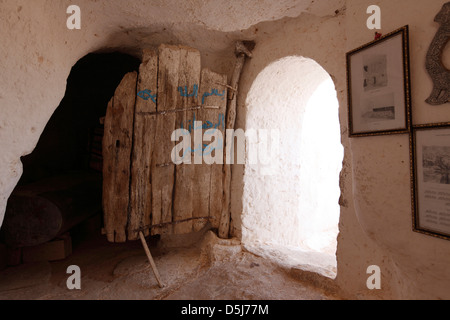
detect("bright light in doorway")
[242,56,343,278]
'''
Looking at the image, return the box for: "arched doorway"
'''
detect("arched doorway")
[242,56,343,278]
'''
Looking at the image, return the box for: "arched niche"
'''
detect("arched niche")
[242,56,343,278]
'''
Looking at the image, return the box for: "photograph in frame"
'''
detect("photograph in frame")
[347,25,411,137]
[411,124,450,241]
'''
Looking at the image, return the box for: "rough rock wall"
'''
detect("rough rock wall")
[2,0,450,300]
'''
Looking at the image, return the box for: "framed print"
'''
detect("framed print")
[347,25,411,137]
[411,123,450,241]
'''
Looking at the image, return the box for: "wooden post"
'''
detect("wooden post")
[218,41,254,239]
[139,231,165,288]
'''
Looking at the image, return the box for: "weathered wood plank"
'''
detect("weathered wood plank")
[151,45,180,235]
[128,49,158,241]
[173,46,201,234]
[103,72,137,243]
[195,69,227,231]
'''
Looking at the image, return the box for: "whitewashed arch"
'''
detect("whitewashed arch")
[242,56,343,277]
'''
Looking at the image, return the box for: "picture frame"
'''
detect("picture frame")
[346,25,411,137]
[411,123,450,241]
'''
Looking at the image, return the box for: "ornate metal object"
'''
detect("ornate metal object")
[426,2,450,105]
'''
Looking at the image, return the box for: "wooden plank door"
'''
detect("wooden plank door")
[103,45,228,240]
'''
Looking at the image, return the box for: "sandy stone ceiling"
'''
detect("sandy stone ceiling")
[89,0,347,69]
[94,0,346,32]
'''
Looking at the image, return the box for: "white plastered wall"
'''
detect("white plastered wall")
[344,0,450,300]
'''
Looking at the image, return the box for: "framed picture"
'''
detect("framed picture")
[346,25,411,137]
[411,123,450,241]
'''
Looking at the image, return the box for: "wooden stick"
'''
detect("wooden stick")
[134,216,210,232]
[214,82,237,92]
[139,231,165,288]
[136,105,219,116]
[218,41,255,239]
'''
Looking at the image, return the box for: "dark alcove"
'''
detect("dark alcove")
[1,52,140,264]
[20,52,141,184]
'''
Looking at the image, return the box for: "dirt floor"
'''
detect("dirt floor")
[0,228,344,300]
